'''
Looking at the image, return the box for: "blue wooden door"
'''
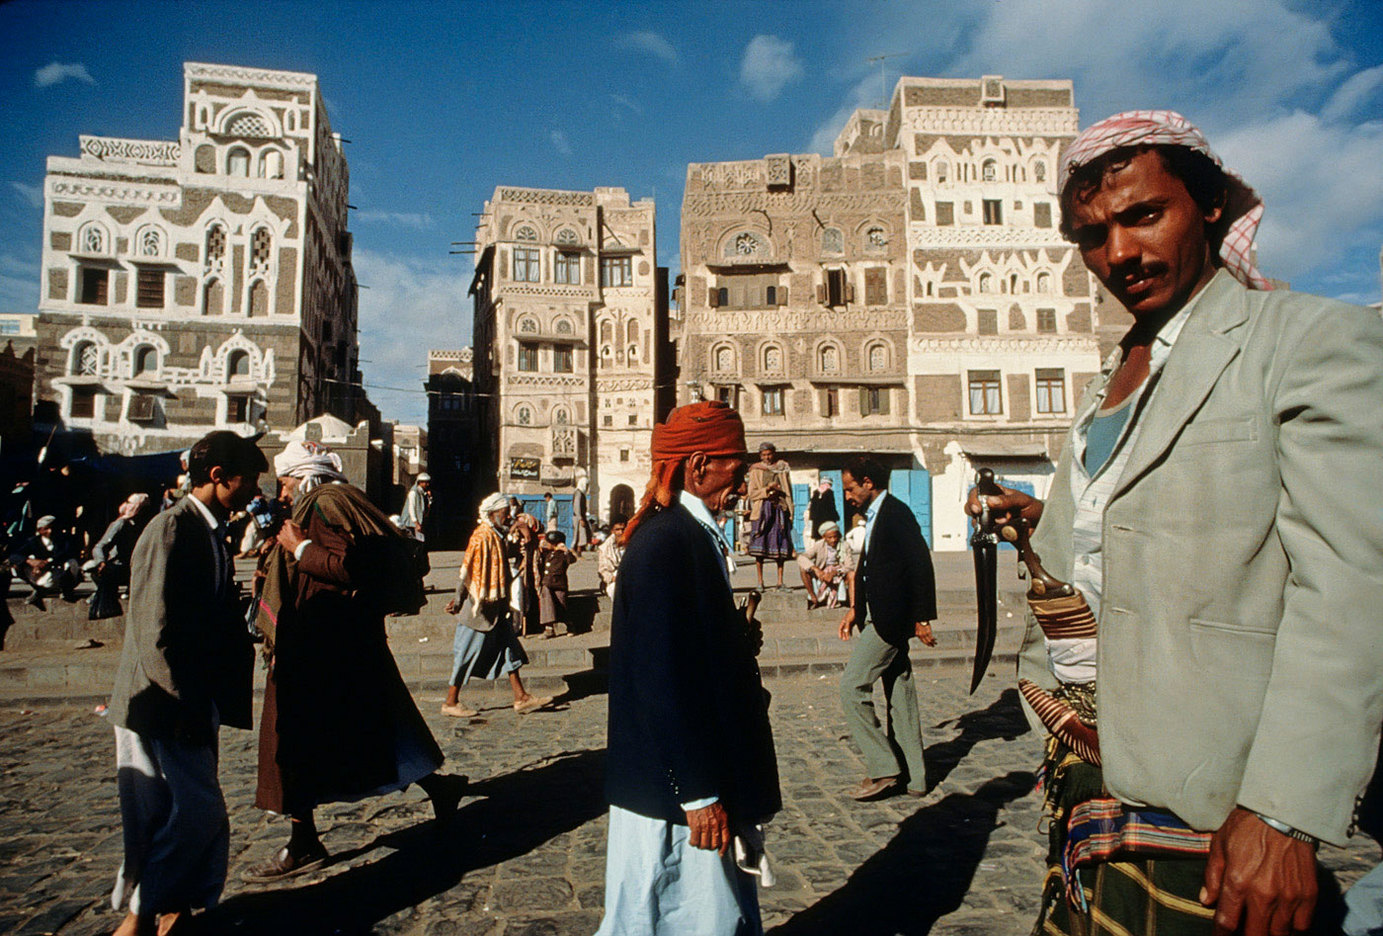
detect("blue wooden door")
[819,469,847,533]
[792,483,810,549]
[890,468,933,546]
[517,494,573,542]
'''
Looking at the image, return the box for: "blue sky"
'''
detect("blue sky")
[3,0,1381,425]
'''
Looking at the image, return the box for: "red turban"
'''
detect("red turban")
[623,401,746,543]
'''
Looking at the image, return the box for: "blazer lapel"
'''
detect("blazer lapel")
[1112,272,1248,501]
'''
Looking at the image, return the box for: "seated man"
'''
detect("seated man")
[10,515,81,609]
[796,520,852,609]
[596,520,626,599]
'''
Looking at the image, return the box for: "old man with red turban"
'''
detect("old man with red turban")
[595,401,781,936]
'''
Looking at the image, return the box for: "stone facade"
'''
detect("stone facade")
[31,62,364,456]
[680,76,1106,550]
[426,348,480,548]
[471,187,669,522]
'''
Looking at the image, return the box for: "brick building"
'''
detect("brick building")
[31,62,365,456]
[471,186,671,524]
[680,75,1108,550]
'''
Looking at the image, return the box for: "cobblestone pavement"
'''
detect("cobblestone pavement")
[2,672,1379,935]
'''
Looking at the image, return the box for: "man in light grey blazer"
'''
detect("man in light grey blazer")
[107,431,266,936]
[972,112,1383,936]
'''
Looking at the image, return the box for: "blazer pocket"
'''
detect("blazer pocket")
[1178,416,1259,446]
[1188,617,1276,680]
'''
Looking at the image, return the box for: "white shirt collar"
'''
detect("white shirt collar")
[186,492,222,532]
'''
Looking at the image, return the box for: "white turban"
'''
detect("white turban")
[274,441,347,491]
[479,491,509,518]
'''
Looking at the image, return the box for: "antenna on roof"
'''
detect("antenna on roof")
[865,53,907,109]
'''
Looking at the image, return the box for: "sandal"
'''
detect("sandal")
[242,844,328,881]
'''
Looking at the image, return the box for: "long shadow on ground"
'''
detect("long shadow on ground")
[770,770,1035,936]
[922,688,1029,791]
[205,747,607,935]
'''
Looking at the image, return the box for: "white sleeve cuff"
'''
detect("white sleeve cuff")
[681,796,719,812]
[293,539,313,562]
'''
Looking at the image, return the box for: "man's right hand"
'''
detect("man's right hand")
[964,484,1044,530]
[839,608,855,641]
[686,801,731,855]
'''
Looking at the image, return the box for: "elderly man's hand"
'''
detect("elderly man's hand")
[275,520,307,555]
[964,484,1044,530]
[1201,808,1317,936]
[686,801,731,855]
[914,621,937,647]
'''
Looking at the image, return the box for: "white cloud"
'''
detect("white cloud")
[1216,111,1383,281]
[740,35,804,103]
[617,31,677,64]
[610,94,643,120]
[353,210,434,229]
[9,182,42,209]
[34,62,96,89]
[550,129,572,156]
[353,249,473,424]
[1322,64,1383,122]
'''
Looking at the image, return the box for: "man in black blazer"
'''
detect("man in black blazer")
[838,455,937,800]
[107,431,265,936]
[595,401,780,936]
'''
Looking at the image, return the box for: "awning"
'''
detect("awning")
[961,441,1049,459]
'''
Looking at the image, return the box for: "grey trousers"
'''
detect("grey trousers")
[839,623,926,792]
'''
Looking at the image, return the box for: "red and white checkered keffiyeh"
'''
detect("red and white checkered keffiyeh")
[1059,110,1272,290]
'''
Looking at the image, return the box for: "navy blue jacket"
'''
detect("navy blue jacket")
[605,504,781,825]
[857,493,937,648]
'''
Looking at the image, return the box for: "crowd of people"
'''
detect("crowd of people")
[7,107,1382,936]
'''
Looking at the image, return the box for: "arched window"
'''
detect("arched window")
[1036,272,1053,295]
[715,287,729,306]
[203,278,224,316]
[520,318,538,334]
[137,227,162,258]
[1010,273,1019,294]
[205,224,226,267]
[516,405,532,426]
[865,226,887,250]
[982,159,998,182]
[555,318,573,335]
[225,111,273,137]
[514,225,537,242]
[714,345,734,372]
[1033,160,1047,183]
[248,280,269,317]
[72,341,98,376]
[820,345,839,374]
[555,228,579,246]
[935,160,949,183]
[867,344,887,373]
[79,223,107,255]
[763,345,783,373]
[626,319,639,344]
[821,228,844,254]
[133,345,158,376]
[227,350,250,378]
[978,272,993,294]
[599,320,613,344]
[286,111,296,132]
[553,406,569,425]
[250,227,272,274]
[258,149,284,179]
[227,147,250,176]
[725,232,762,257]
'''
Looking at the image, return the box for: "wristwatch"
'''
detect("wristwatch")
[1253,811,1319,848]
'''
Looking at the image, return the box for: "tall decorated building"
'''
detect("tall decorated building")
[680,75,1106,550]
[32,62,362,455]
[471,186,670,525]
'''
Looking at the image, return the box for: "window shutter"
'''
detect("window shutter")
[817,284,827,305]
[778,286,788,306]
[708,289,720,308]
[858,387,868,416]
[880,388,890,415]
[846,282,856,304]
